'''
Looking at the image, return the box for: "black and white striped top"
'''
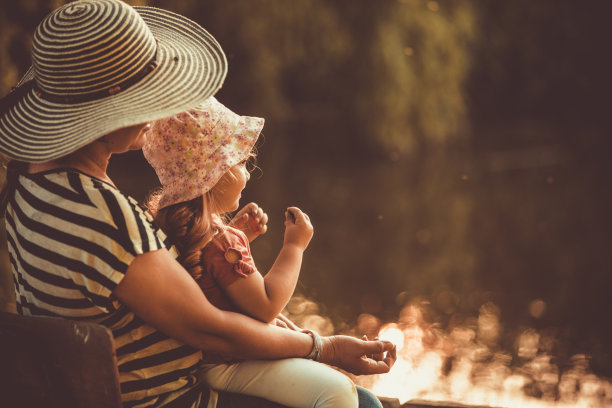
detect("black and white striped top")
[5,169,203,407]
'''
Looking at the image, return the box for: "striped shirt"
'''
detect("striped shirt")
[5,168,203,408]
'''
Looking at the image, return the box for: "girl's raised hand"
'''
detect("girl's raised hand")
[230,202,269,242]
[283,206,313,251]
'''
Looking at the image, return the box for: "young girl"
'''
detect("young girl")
[143,97,359,408]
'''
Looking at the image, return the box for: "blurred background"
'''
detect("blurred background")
[1,0,611,382]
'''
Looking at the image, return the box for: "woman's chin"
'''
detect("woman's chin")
[129,137,147,151]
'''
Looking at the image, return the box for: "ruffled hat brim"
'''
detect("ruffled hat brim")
[142,97,264,209]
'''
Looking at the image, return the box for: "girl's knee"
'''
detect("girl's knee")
[316,373,358,408]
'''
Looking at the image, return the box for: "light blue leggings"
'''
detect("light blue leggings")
[201,358,382,408]
[215,385,381,408]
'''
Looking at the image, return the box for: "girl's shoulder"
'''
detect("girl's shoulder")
[201,226,257,285]
[209,226,250,251]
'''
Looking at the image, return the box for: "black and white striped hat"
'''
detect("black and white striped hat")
[0,0,227,163]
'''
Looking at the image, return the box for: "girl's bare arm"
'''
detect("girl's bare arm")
[224,207,313,323]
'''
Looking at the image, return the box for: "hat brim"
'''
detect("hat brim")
[0,6,227,163]
[156,114,265,210]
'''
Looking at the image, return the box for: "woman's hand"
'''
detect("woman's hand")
[283,207,313,251]
[319,335,397,375]
[230,202,268,242]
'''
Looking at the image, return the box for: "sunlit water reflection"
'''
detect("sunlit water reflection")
[285,296,612,408]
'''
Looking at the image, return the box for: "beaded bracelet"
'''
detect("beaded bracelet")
[301,329,322,361]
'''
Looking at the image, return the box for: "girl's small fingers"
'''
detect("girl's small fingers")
[233,213,248,228]
[254,220,267,234]
[253,207,266,222]
[290,208,307,223]
[286,207,299,223]
[274,318,288,328]
[253,214,266,230]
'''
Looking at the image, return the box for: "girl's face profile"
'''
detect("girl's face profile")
[213,160,250,213]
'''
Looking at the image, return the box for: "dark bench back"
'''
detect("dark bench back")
[0,311,122,408]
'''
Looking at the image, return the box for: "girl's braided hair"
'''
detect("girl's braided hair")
[148,190,226,281]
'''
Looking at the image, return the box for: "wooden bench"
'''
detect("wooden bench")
[0,311,122,408]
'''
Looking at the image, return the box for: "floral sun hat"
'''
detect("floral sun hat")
[143,97,264,209]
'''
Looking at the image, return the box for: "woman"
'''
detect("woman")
[0,1,395,408]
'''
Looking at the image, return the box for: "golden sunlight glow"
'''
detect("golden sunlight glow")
[378,324,405,351]
[355,304,612,408]
[285,296,611,407]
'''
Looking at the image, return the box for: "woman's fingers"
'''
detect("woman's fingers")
[360,340,396,374]
[361,334,384,360]
[273,317,289,329]
[370,336,384,361]
[362,335,373,359]
[384,343,397,367]
[320,335,396,375]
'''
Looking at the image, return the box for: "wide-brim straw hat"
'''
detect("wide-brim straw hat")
[0,0,227,163]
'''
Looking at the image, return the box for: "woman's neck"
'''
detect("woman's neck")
[27,142,115,186]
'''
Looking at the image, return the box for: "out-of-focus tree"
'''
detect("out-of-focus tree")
[364,0,476,153]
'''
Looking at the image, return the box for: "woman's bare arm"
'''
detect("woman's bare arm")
[113,247,312,359]
[113,246,396,373]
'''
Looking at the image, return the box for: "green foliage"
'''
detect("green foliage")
[366,1,476,153]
